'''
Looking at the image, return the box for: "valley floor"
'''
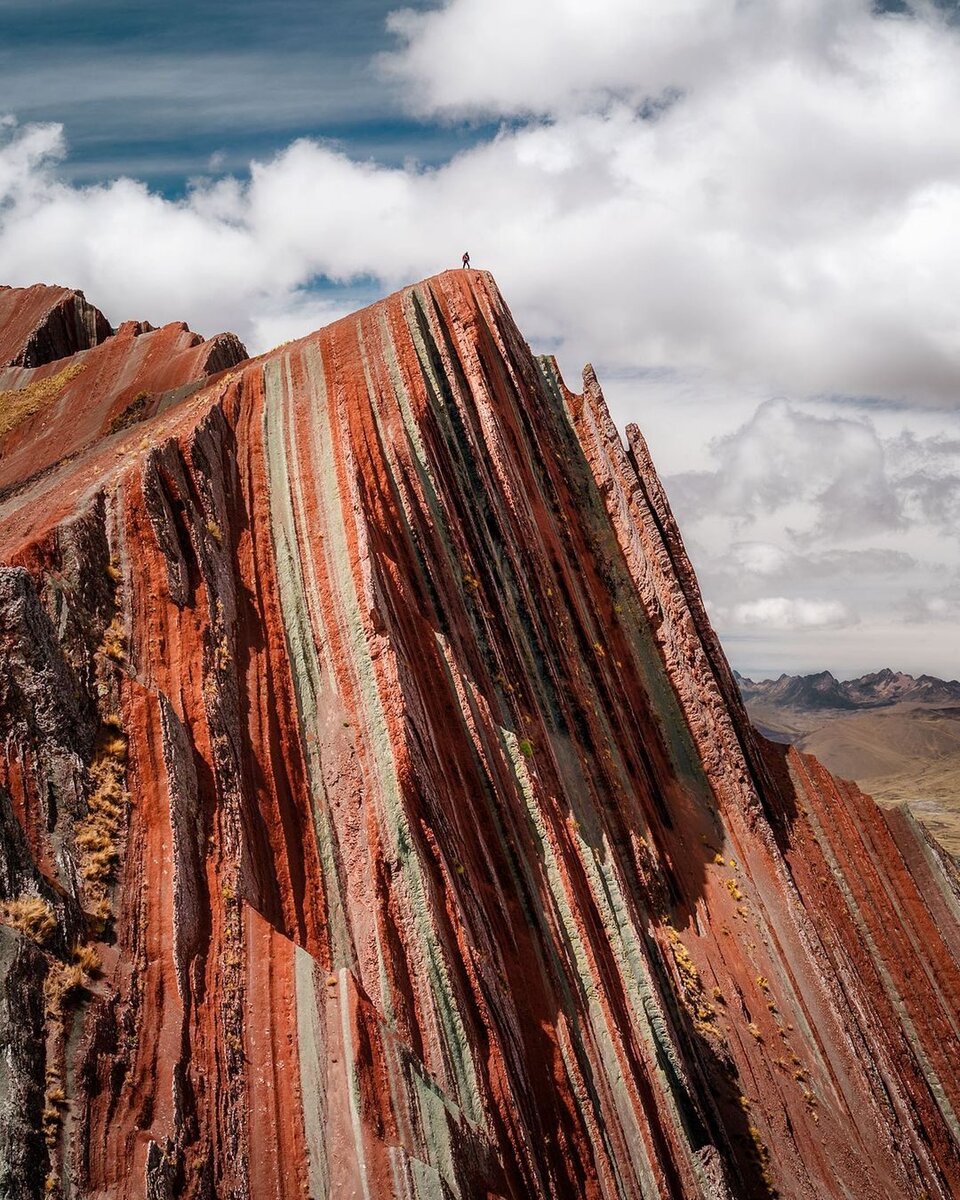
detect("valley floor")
[746,700,960,858]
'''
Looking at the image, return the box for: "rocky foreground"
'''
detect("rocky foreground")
[0,273,958,1199]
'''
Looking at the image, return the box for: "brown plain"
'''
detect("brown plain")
[747,699,960,857]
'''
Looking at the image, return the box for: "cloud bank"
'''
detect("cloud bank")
[1,1,960,400]
[0,0,958,675]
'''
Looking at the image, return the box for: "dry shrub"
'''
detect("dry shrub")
[100,615,126,663]
[106,389,152,434]
[748,1124,776,1193]
[76,719,129,929]
[44,962,90,1020]
[41,953,99,1154]
[0,361,86,439]
[665,926,719,1037]
[0,895,57,945]
[72,944,101,976]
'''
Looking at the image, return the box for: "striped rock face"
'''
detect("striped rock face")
[0,272,958,1200]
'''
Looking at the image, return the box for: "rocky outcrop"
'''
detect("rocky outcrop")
[0,300,248,501]
[0,271,958,1199]
[0,286,113,370]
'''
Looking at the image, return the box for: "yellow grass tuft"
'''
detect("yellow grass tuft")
[100,615,126,663]
[41,956,93,1154]
[666,927,722,1037]
[748,1124,777,1193]
[0,362,86,439]
[0,894,57,945]
[75,718,129,929]
[106,389,151,434]
[72,945,101,977]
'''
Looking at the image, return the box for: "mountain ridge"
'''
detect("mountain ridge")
[736,667,960,710]
[0,272,958,1199]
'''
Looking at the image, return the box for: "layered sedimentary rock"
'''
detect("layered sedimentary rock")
[0,286,112,370]
[0,271,958,1200]
[0,297,247,499]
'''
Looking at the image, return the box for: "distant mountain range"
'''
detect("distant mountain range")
[735,667,960,711]
[736,668,960,858]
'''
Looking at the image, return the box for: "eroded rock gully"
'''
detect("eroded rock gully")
[0,273,957,1199]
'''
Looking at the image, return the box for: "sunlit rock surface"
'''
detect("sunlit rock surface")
[0,272,958,1199]
[0,285,112,371]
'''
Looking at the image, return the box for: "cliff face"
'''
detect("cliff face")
[0,271,958,1200]
[0,286,113,370]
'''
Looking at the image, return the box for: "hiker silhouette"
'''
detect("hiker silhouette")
[462,251,471,269]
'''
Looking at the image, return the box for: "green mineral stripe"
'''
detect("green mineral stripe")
[295,946,329,1199]
[296,335,483,1126]
[261,353,353,967]
[502,729,660,1199]
[388,1147,452,1200]
[401,290,574,742]
[536,355,720,810]
[408,1157,452,1200]
[339,972,373,1200]
[294,340,394,1021]
[406,1061,466,1198]
[795,760,960,1146]
[573,822,711,1190]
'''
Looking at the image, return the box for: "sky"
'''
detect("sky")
[1,0,958,680]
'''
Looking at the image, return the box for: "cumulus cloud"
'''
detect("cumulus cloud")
[727,597,858,631]
[383,0,947,120]
[663,395,957,674]
[727,542,916,582]
[885,431,960,527]
[1,0,959,675]
[898,586,960,623]
[381,0,960,404]
[670,400,905,539]
[0,0,960,402]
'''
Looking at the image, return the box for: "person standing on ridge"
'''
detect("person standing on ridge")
[462,250,471,269]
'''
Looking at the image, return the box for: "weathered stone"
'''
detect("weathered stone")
[0,271,957,1199]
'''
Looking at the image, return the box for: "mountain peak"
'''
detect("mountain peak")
[2,276,958,1198]
[740,666,960,710]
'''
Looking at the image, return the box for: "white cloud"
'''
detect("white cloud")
[1,0,959,675]
[247,292,359,355]
[899,586,960,623]
[670,399,905,539]
[663,394,958,675]
[382,0,916,120]
[730,542,791,578]
[380,0,960,404]
[729,597,858,631]
[3,0,960,404]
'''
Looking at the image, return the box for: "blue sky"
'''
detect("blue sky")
[0,0,491,189]
[1,0,959,679]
